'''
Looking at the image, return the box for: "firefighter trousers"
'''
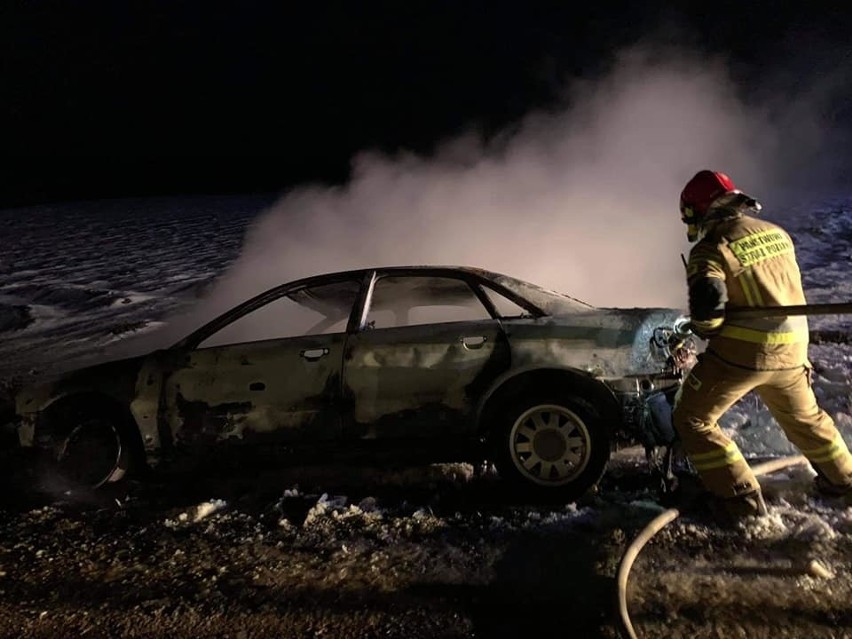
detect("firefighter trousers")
[672,350,852,498]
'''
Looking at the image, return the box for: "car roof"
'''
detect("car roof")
[173,265,595,350]
[251,265,516,294]
[293,265,501,279]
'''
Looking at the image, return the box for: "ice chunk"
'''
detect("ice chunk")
[193,499,227,523]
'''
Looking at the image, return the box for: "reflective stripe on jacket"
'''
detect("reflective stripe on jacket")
[686,211,809,370]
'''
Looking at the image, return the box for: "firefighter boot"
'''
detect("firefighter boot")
[814,474,852,505]
[708,489,768,528]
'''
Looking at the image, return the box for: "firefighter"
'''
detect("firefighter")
[673,170,852,523]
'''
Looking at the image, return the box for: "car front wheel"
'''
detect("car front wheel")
[492,395,610,501]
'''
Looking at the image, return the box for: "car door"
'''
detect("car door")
[342,272,511,440]
[162,277,362,449]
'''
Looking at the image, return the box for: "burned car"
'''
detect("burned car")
[14,266,694,499]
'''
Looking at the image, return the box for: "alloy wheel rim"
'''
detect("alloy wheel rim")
[508,404,591,486]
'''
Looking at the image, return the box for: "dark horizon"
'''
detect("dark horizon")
[4,2,852,209]
[2,156,331,209]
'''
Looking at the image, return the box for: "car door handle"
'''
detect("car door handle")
[249,382,265,391]
[301,348,329,361]
[461,336,487,350]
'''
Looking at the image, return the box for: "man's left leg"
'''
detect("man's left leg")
[757,365,852,496]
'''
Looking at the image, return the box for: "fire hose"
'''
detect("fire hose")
[616,301,852,639]
[615,455,808,639]
[727,302,852,320]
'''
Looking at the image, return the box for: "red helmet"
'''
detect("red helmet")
[679,170,737,222]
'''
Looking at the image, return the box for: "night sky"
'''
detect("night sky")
[3,1,852,208]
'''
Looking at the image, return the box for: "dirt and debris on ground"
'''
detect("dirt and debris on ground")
[0,449,850,639]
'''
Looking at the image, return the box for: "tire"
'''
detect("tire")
[52,411,132,489]
[491,394,610,501]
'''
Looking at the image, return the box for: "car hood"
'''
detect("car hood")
[506,306,689,377]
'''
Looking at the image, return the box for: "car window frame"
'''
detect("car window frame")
[174,271,371,351]
[355,271,502,332]
[172,267,551,351]
[474,282,542,319]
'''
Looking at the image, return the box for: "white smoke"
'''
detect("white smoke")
[177,44,835,331]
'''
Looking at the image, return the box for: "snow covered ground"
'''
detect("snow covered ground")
[1,193,851,638]
[0,195,272,378]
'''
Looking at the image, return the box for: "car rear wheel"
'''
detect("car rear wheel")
[492,395,610,501]
[54,413,132,489]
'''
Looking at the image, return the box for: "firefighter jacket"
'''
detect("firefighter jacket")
[685,200,809,370]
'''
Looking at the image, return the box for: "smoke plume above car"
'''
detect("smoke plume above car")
[180,43,841,332]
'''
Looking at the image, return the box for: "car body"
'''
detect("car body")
[14,266,693,498]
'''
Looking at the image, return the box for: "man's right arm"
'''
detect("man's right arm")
[685,243,728,338]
